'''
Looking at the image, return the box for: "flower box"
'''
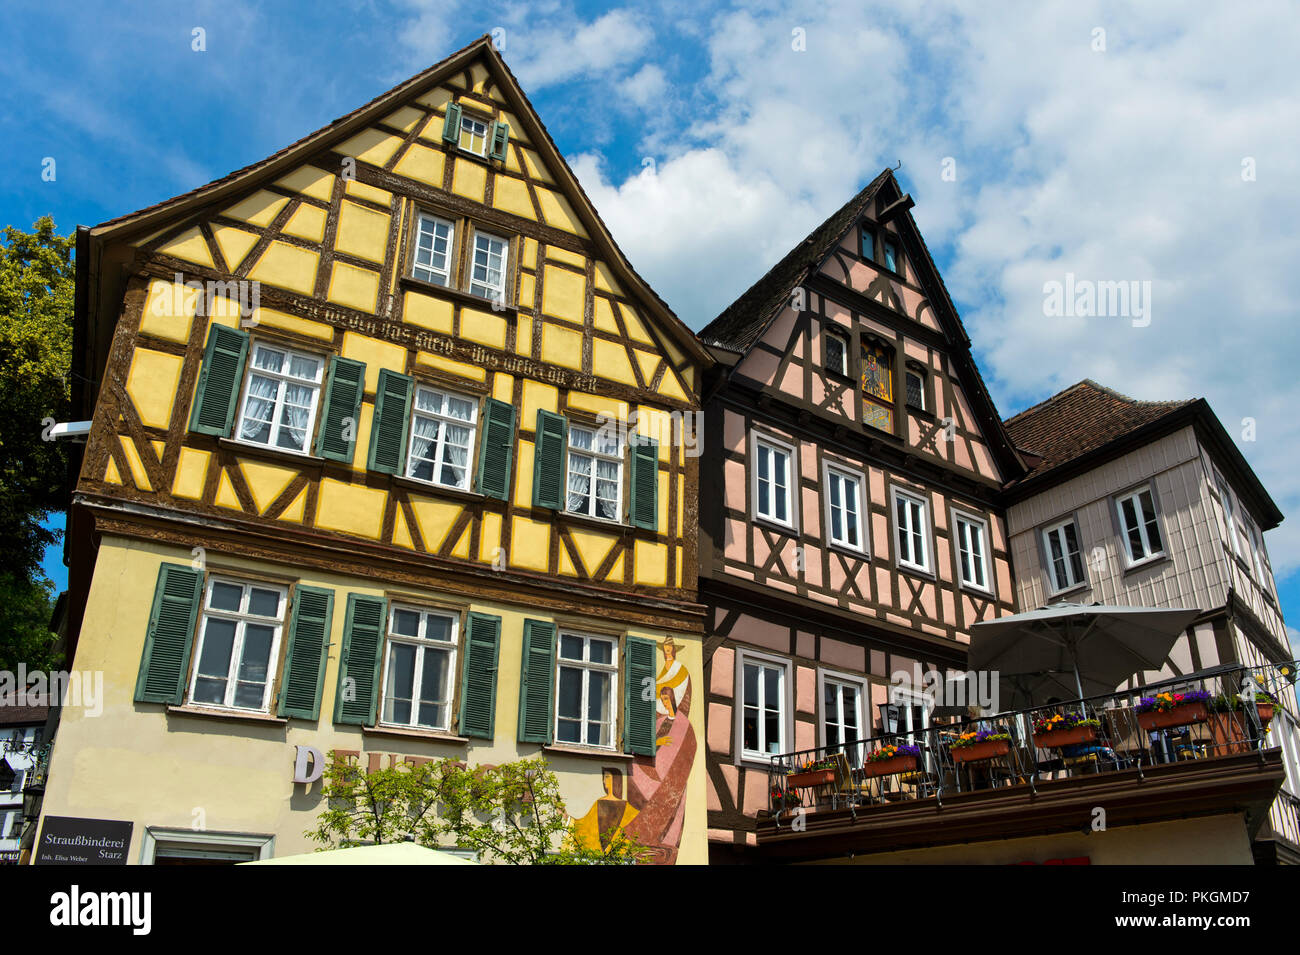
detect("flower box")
[860,754,921,778]
[1033,725,1099,749]
[786,768,835,788]
[951,738,1011,764]
[1257,703,1275,726]
[1137,701,1208,731]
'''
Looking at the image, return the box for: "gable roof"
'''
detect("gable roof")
[1004,380,1193,481]
[80,34,709,369]
[698,169,1025,480]
[698,170,891,353]
[1003,379,1282,528]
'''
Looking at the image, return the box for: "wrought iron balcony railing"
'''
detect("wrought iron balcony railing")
[766,664,1293,820]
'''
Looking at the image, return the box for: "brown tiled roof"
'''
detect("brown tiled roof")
[698,170,892,352]
[1003,380,1193,481]
[0,701,50,726]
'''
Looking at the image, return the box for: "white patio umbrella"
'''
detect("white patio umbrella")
[969,603,1201,706]
[241,842,478,865]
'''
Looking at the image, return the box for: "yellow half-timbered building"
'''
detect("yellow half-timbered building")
[42,36,711,864]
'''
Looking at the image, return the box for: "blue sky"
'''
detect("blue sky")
[6,1,1299,653]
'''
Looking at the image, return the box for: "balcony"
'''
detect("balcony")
[760,664,1292,862]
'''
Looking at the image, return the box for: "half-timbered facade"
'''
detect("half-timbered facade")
[1002,380,1300,863]
[697,172,1026,861]
[41,36,711,864]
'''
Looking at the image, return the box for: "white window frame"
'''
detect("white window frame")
[822,461,867,554]
[458,112,490,156]
[751,431,798,531]
[736,649,792,765]
[565,423,623,522]
[411,212,455,286]
[1243,514,1273,595]
[1217,477,1246,561]
[405,385,478,491]
[953,508,992,594]
[467,228,509,302]
[188,577,287,714]
[1042,518,1086,594]
[554,632,619,751]
[824,329,848,377]
[140,828,274,865]
[378,604,459,733]
[817,669,867,762]
[1115,485,1166,567]
[233,342,325,456]
[891,486,931,573]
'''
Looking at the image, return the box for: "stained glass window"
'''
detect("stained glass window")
[861,340,894,432]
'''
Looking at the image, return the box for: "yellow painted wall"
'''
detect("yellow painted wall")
[40,538,709,864]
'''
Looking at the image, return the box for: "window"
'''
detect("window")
[824,329,848,376]
[7,769,24,794]
[468,230,508,302]
[753,436,794,527]
[905,364,926,411]
[411,213,454,286]
[380,605,457,731]
[954,511,990,591]
[141,828,274,865]
[893,489,930,572]
[882,236,900,273]
[458,113,490,155]
[406,386,477,490]
[821,675,863,766]
[740,654,787,760]
[234,343,324,454]
[825,465,865,552]
[1116,486,1164,565]
[1043,519,1086,593]
[861,339,894,432]
[860,225,876,261]
[555,633,617,748]
[1242,512,1271,588]
[566,424,622,521]
[189,578,286,712]
[1218,478,1244,560]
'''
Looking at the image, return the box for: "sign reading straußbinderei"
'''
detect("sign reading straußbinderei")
[35,816,133,865]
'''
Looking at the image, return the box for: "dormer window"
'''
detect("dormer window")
[458,113,490,156]
[824,329,848,377]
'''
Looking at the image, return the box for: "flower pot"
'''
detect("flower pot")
[1208,713,1250,755]
[786,768,835,788]
[1033,725,1098,749]
[1257,703,1275,726]
[951,739,1011,764]
[1137,701,1208,731]
[861,754,921,778]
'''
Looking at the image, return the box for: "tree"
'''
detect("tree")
[0,575,61,675]
[0,217,74,584]
[306,754,648,865]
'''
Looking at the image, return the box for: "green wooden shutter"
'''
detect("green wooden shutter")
[188,324,249,436]
[443,102,463,143]
[315,357,366,462]
[516,619,556,744]
[531,410,567,510]
[476,397,516,500]
[277,585,335,720]
[333,594,386,725]
[630,437,659,531]
[458,611,501,739]
[489,121,510,161]
[134,563,203,704]
[366,369,414,476]
[623,635,658,756]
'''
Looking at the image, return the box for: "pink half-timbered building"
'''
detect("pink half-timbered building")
[696,171,1027,861]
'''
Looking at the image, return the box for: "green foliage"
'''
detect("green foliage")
[0,217,75,583]
[306,754,649,865]
[0,573,62,674]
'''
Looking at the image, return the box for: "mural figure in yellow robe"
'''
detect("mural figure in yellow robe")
[571,767,639,853]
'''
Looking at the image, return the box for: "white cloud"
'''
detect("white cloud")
[509,9,654,89]
[568,1,1300,583]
